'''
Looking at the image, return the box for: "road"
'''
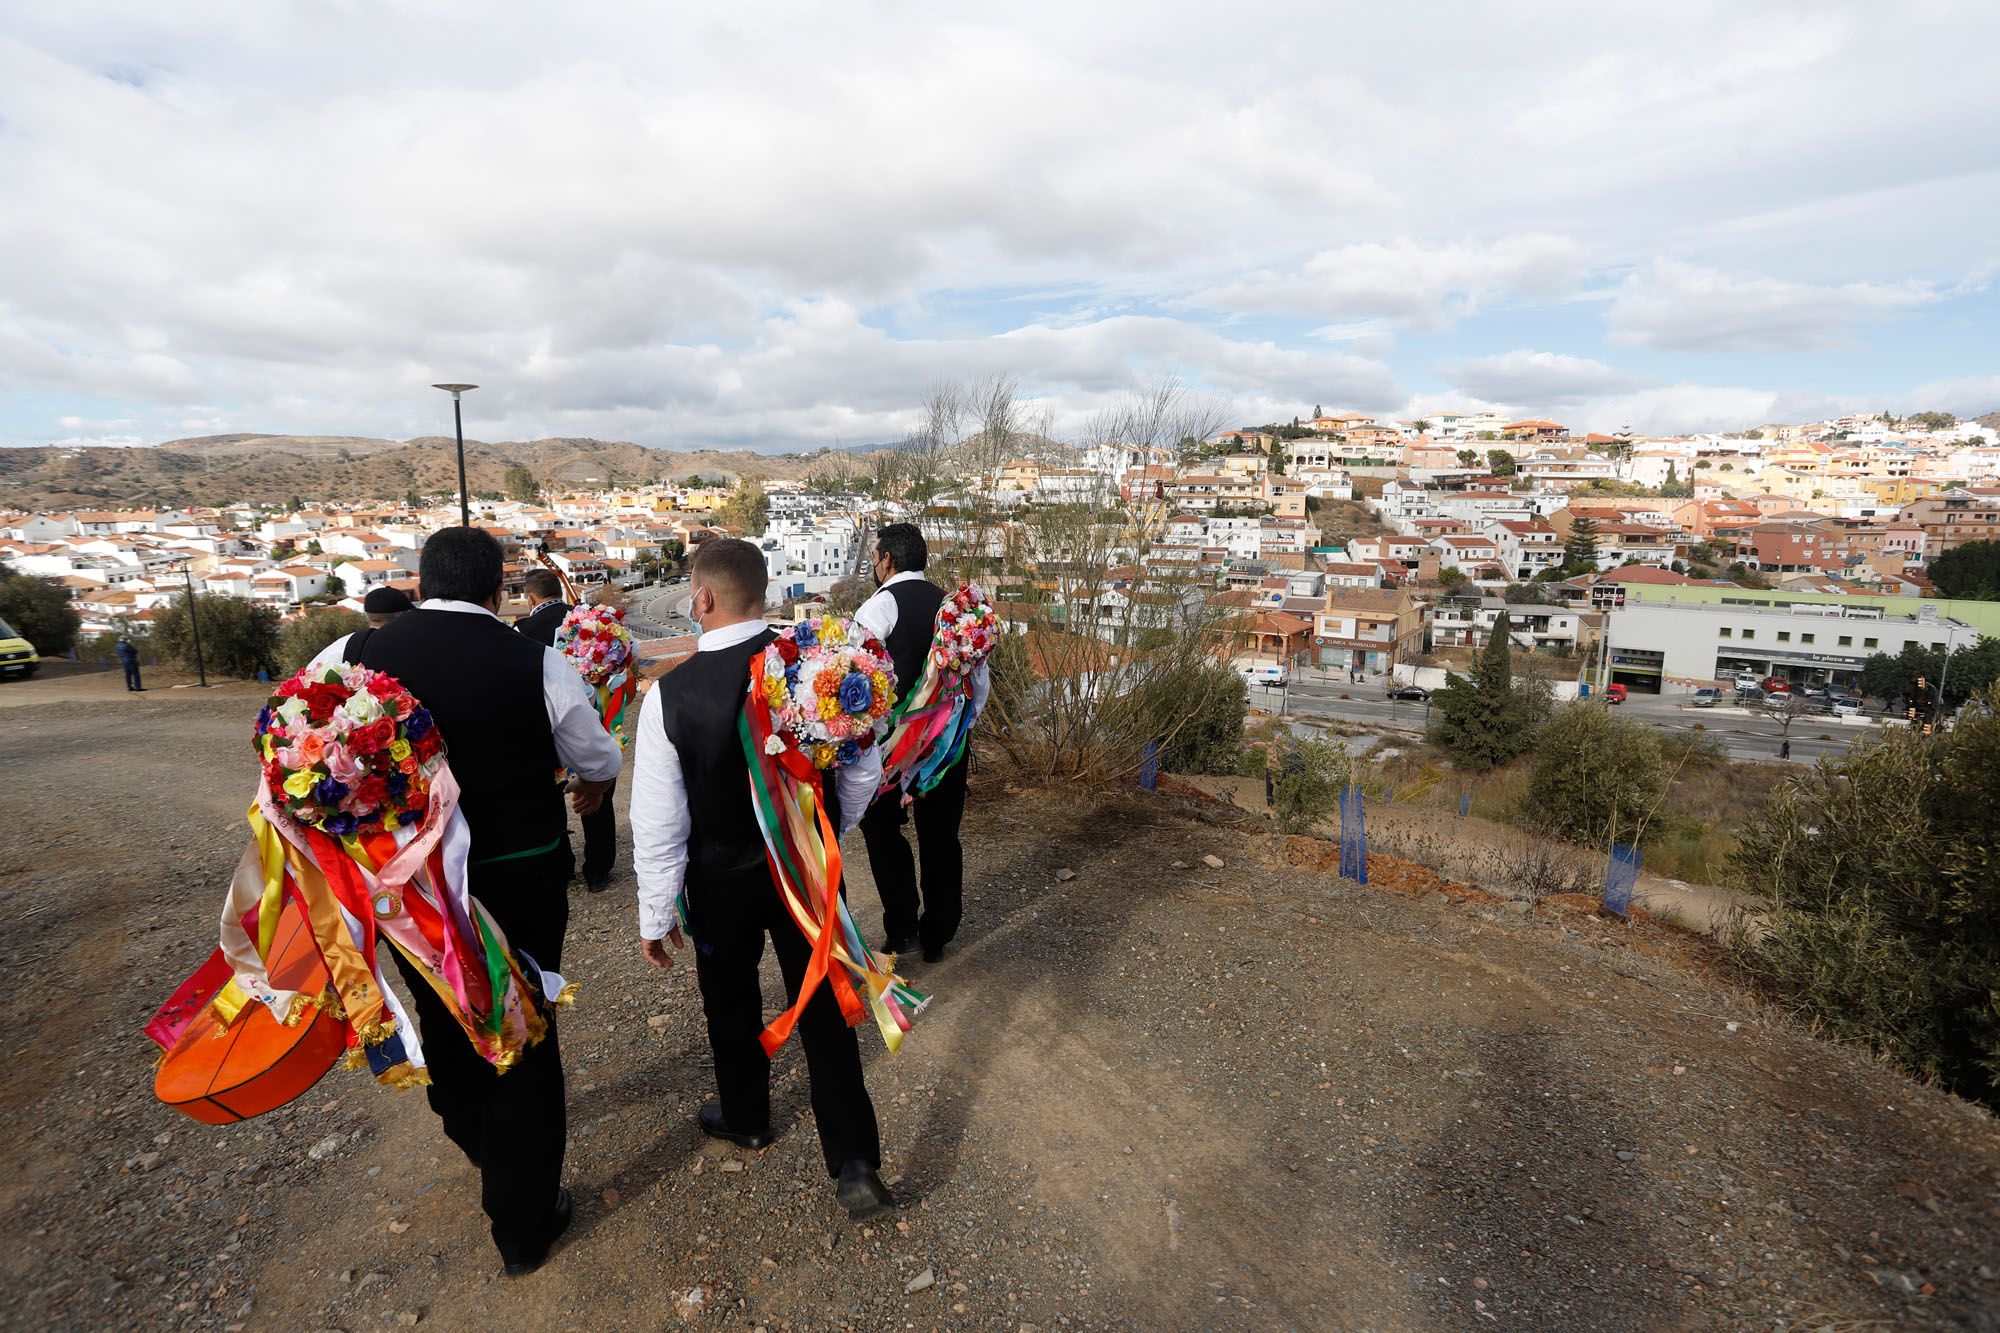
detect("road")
[1250,671,1889,765]
[627,578,694,639]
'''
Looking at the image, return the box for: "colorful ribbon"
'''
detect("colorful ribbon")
[739,687,928,1056]
[147,765,569,1086]
[878,659,979,799]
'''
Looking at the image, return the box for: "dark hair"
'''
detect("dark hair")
[419,527,505,604]
[523,568,564,601]
[691,537,769,614]
[876,523,928,574]
[362,585,415,614]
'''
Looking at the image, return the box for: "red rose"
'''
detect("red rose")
[365,675,400,700]
[863,638,884,655]
[355,774,391,806]
[301,682,347,718]
[775,638,800,663]
[350,717,396,753]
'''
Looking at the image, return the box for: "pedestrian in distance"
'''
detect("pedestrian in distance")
[116,635,144,691]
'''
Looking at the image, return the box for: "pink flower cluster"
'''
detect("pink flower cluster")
[253,663,445,837]
[757,615,897,770]
[929,582,1000,675]
[554,604,634,687]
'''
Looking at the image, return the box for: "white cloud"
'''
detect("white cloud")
[1193,236,1588,330]
[1443,351,1645,405]
[1605,260,1939,352]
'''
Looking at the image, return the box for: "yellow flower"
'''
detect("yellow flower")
[282,767,319,799]
[388,739,412,762]
[821,620,846,646]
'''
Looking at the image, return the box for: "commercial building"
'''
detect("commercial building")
[1601,598,1976,695]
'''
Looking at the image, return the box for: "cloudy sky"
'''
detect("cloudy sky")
[4,0,1999,451]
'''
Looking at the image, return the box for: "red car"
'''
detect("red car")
[1605,683,1627,704]
[1761,676,1791,694]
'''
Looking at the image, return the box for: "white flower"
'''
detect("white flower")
[275,696,311,725]
[764,734,786,756]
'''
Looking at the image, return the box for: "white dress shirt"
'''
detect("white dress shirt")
[630,618,883,941]
[309,599,624,782]
[853,571,991,717]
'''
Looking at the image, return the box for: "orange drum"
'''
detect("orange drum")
[155,899,345,1124]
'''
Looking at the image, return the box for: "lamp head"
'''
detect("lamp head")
[432,383,478,398]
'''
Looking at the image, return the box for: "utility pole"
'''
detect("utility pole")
[180,562,208,688]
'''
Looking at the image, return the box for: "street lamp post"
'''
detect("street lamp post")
[432,383,479,526]
[179,562,208,688]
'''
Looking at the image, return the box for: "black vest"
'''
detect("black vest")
[516,599,571,647]
[345,609,565,860]
[656,628,777,875]
[883,579,945,708]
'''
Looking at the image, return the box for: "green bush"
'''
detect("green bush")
[149,593,281,679]
[1430,611,1534,769]
[275,607,368,675]
[1731,704,2000,1105]
[1273,736,1350,834]
[1522,701,1670,847]
[1143,663,1248,775]
[0,564,81,655]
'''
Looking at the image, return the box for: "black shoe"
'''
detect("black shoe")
[836,1160,895,1220]
[698,1100,776,1150]
[502,1187,573,1277]
[879,934,916,957]
[584,869,612,893]
[921,941,945,964]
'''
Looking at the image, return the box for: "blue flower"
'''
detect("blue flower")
[836,739,860,765]
[386,770,409,795]
[324,811,359,836]
[254,706,274,734]
[838,671,875,714]
[405,708,433,740]
[784,663,801,685]
[792,620,818,650]
[313,776,349,806]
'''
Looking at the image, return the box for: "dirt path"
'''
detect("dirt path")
[3,692,1997,1329]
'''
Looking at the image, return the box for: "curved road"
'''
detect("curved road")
[628,580,694,640]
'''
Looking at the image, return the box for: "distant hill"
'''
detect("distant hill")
[0,434,866,510]
[1977,411,2000,432]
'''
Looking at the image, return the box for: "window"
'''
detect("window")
[1741,629,1755,640]
[1839,635,1852,647]
[1718,627,1732,639]
[1777,631,1791,642]
[1864,637,1878,649]
[1934,642,1946,652]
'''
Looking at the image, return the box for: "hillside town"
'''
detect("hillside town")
[5,408,2000,701]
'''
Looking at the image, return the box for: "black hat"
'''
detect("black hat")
[363,586,415,614]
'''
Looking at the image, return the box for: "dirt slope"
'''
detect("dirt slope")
[1,682,1996,1330]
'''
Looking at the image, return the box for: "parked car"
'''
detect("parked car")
[0,616,36,680]
[1605,683,1627,704]
[1387,684,1429,702]
[1761,676,1792,694]
[1830,696,1863,717]
[1798,682,1828,698]
[1733,671,1761,689]
[1690,687,1721,707]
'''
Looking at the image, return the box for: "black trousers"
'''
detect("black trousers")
[580,778,617,879]
[687,858,881,1177]
[122,662,142,689]
[860,754,967,951]
[388,840,572,1264]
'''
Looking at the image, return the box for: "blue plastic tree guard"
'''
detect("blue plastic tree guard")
[1138,741,1158,792]
[1338,786,1368,884]
[1602,843,1640,917]
[1458,791,1472,819]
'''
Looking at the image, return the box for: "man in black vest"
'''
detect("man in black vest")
[630,537,894,1220]
[309,527,623,1276]
[855,523,984,963]
[517,568,619,892]
[515,568,571,646]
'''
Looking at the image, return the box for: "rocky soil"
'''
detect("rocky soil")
[2,678,1998,1330]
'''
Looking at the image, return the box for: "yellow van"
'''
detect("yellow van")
[0,616,40,679]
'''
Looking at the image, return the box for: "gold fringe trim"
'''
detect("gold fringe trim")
[351,1018,398,1046]
[552,982,579,1007]
[373,1061,432,1090]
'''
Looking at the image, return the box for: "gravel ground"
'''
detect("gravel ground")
[2,683,1998,1330]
